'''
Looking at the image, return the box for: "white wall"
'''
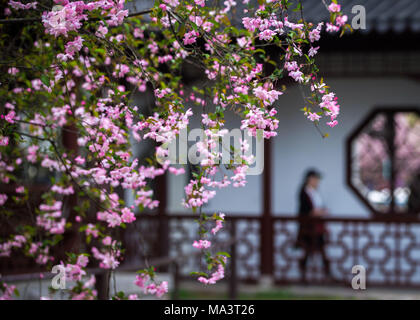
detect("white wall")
[272,77,420,217]
[167,101,263,215]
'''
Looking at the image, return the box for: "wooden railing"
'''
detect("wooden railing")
[3,213,420,297]
[123,214,420,288]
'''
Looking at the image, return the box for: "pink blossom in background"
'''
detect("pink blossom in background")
[328,2,341,13]
[0,194,8,206]
[211,213,225,235]
[192,239,212,249]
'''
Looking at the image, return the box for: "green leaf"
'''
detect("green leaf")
[216,251,231,258]
[40,75,50,86]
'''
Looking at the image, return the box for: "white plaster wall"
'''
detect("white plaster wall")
[166,102,263,215]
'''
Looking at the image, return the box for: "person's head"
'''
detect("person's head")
[304,169,322,189]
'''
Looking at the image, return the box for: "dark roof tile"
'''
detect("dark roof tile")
[128,0,420,34]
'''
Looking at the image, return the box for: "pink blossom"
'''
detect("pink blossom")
[134,274,150,289]
[183,31,199,45]
[96,24,108,38]
[197,259,226,285]
[64,36,84,59]
[0,283,16,300]
[211,213,225,235]
[27,145,39,163]
[328,3,341,13]
[258,29,276,41]
[327,119,338,127]
[8,1,37,10]
[41,3,85,37]
[7,67,19,75]
[92,247,120,269]
[253,87,283,106]
[326,23,340,33]
[0,194,8,206]
[168,167,185,175]
[5,110,17,123]
[242,17,260,32]
[307,112,321,122]
[74,156,85,165]
[336,15,348,27]
[309,22,323,42]
[106,212,122,228]
[102,236,112,245]
[155,281,169,298]
[163,0,180,6]
[0,136,9,147]
[192,239,211,249]
[77,255,89,268]
[308,46,319,57]
[121,208,136,223]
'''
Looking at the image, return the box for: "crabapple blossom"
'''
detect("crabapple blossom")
[193,240,212,249]
[0,0,348,298]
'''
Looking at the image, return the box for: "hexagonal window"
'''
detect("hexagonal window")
[347,108,420,215]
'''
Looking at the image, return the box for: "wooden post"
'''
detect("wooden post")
[155,172,169,271]
[171,261,180,300]
[261,139,274,276]
[61,124,80,256]
[228,220,238,299]
[386,112,396,213]
[95,271,110,300]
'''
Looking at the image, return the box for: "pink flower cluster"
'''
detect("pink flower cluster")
[192,239,212,249]
[91,247,120,269]
[326,2,348,32]
[36,201,66,234]
[197,258,226,285]
[61,255,88,282]
[253,86,283,106]
[42,1,127,38]
[240,104,279,139]
[211,213,225,235]
[243,13,285,41]
[320,93,340,127]
[0,234,26,257]
[183,31,199,45]
[57,36,84,61]
[51,184,74,195]
[0,194,7,206]
[97,206,136,228]
[8,0,37,10]
[0,282,17,300]
[29,242,52,265]
[134,274,169,298]
[4,110,17,123]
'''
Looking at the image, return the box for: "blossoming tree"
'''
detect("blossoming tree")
[0,0,349,299]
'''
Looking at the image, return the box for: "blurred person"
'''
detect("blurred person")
[408,171,420,215]
[295,169,331,282]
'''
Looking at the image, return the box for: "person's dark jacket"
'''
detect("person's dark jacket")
[295,186,327,249]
